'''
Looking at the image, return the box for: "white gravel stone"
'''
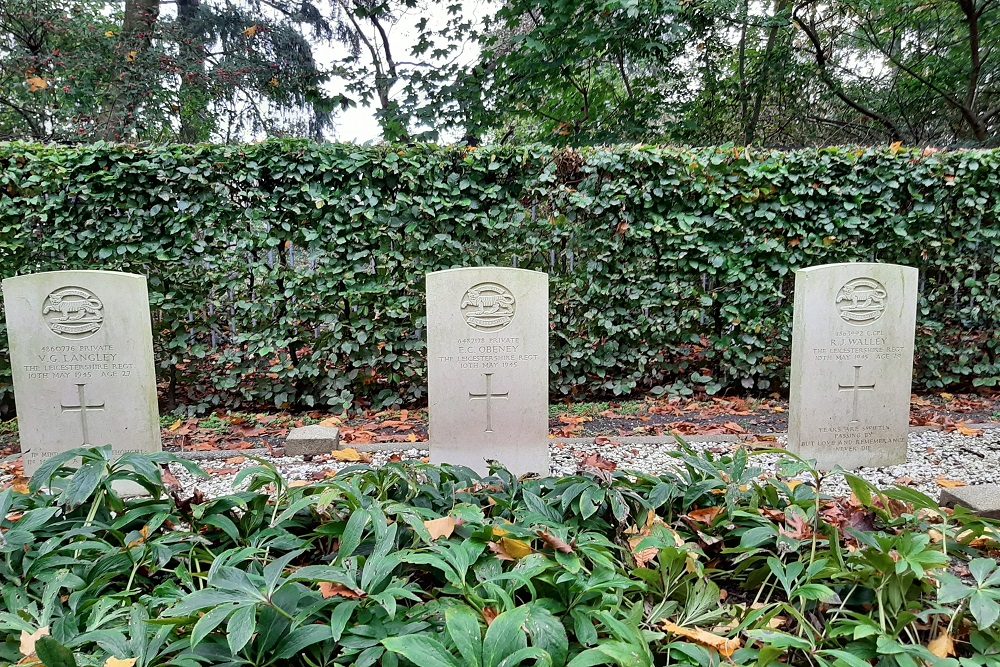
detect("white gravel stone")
[164,427,1000,501]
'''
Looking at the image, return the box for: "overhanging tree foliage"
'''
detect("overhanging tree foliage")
[463,0,999,146]
[0,0,343,142]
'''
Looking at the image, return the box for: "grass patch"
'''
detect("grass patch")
[550,400,647,418]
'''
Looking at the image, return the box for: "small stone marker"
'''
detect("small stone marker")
[2,271,161,476]
[426,267,549,475]
[940,485,1000,520]
[285,425,341,457]
[788,263,918,469]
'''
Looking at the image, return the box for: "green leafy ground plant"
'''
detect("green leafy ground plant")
[1,443,999,666]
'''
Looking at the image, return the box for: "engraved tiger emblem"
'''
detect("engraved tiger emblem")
[42,286,104,338]
[460,283,516,331]
[43,293,103,322]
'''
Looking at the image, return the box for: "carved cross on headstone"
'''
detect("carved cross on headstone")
[838,365,876,422]
[468,373,509,432]
[60,383,105,446]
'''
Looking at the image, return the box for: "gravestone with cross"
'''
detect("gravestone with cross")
[426,267,549,475]
[788,263,918,469]
[2,271,161,478]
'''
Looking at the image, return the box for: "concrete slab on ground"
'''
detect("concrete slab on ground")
[940,484,1000,520]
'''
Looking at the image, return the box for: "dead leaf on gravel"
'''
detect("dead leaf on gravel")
[330,448,372,463]
[225,456,247,465]
[578,452,617,472]
[937,478,968,489]
[424,516,457,540]
[956,423,983,437]
[661,620,741,658]
[204,467,239,475]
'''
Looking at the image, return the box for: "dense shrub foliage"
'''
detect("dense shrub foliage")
[0,142,997,412]
[2,446,1000,666]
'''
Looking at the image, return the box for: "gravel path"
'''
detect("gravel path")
[166,427,1000,501]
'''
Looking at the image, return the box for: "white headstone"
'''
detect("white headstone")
[426,267,549,475]
[2,270,161,475]
[788,263,918,469]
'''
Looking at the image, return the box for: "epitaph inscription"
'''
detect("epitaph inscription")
[427,268,549,475]
[3,271,161,477]
[789,263,918,469]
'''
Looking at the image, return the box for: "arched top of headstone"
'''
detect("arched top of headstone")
[427,266,547,278]
[796,262,917,275]
[3,269,148,285]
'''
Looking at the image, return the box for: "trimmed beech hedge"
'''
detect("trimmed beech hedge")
[0,141,997,413]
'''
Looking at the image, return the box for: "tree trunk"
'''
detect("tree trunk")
[746,0,790,144]
[96,0,160,140]
[177,0,211,142]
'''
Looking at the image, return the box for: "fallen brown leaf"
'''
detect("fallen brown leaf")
[956,423,983,437]
[105,658,138,667]
[319,582,365,599]
[330,448,372,463]
[489,537,532,561]
[661,620,741,658]
[937,478,968,489]
[424,516,457,540]
[11,475,30,494]
[685,506,724,526]
[19,627,49,656]
[204,467,239,475]
[928,631,955,658]
[537,530,574,553]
